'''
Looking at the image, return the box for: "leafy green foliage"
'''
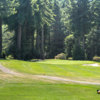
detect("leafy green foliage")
[55,53,66,60]
[93,56,100,61]
[50,1,65,58]
[0,0,100,60]
[73,43,85,60]
[65,34,74,58]
[6,55,14,59]
[2,25,14,51]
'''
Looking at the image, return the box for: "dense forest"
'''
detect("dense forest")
[0,0,100,60]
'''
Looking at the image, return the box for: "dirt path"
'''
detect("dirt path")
[0,64,22,76]
[0,64,100,85]
[35,75,100,85]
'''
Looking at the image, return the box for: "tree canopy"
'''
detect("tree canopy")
[0,0,100,60]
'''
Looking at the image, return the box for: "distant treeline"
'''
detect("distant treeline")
[0,0,100,60]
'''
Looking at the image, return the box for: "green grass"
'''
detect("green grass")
[0,81,100,100]
[0,59,100,81]
[0,59,100,100]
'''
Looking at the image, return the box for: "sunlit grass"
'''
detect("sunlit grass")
[0,80,100,100]
[0,59,100,100]
[0,59,100,81]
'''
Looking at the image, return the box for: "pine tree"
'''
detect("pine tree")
[5,0,35,59]
[69,0,91,60]
[50,0,65,58]
[86,0,100,59]
[34,0,54,59]
[0,0,17,57]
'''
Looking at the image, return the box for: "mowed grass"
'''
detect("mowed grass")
[0,81,100,100]
[0,59,100,100]
[0,59,100,81]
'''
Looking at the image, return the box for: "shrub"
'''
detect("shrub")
[93,56,100,61]
[30,59,41,62]
[68,57,73,60]
[55,53,66,60]
[6,55,14,60]
[65,34,74,58]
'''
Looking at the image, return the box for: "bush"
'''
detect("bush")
[55,53,66,60]
[68,57,73,60]
[30,59,41,62]
[65,34,74,58]
[6,55,14,60]
[93,56,100,61]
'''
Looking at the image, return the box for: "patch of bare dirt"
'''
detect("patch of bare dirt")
[83,63,100,67]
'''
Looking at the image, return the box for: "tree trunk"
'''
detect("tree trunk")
[32,30,35,54]
[17,23,22,58]
[41,26,45,59]
[48,30,51,58]
[82,35,85,51]
[0,17,2,57]
[36,29,40,52]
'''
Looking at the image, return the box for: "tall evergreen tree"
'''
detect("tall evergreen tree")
[34,0,54,59]
[0,0,7,57]
[86,0,100,59]
[5,0,35,59]
[0,0,17,57]
[69,0,91,60]
[50,0,65,58]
